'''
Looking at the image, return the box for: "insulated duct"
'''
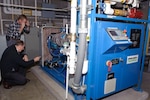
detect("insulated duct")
[71,0,87,94]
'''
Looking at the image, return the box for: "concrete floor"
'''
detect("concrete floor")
[142,72,150,100]
[0,71,57,100]
[0,67,150,100]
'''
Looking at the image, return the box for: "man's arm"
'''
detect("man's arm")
[16,55,41,68]
[17,56,35,67]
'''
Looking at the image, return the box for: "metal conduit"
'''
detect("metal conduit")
[0,3,68,12]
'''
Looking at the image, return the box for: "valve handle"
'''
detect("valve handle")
[106,60,112,72]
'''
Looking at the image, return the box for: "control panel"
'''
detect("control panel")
[130,29,141,48]
[107,28,128,41]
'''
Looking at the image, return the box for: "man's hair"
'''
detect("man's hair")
[15,40,25,46]
[17,14,27,20]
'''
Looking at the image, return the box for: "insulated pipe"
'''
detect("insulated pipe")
[126,0,134,4]
[104,1,114,15]
[69,0,77,74]
[132,0,140,8]
[110,0,133,4]
[72,0,87,94]
[110,0,126,3]
[114,9,128,16]
[104,0,129,16]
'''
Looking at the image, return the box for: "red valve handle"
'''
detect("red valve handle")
[106,60,112,72]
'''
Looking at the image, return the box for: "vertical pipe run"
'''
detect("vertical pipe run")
[66,24,69,34]
[0,7,3,35]
[69,0,77,74]
[11,0,14,20]
[73,0,87,87]
[41,27,44,66]
[70,0,77,35]
[65,24,69,99]
[66,57,70,99]
[35,0,37,25]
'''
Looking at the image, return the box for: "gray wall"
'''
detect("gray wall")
[0,0,70,35]
[0,35,7,58]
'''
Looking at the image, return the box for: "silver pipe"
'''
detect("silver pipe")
[74,35,87,84]
[35,0,38,27]
[72,0,87,94]
[0,3,68,12]
[0,7,3,35]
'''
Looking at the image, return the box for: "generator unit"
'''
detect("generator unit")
[42,0,150,100]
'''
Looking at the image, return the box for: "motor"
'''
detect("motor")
[44,31,68,69]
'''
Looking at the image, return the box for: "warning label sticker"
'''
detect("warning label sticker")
[127,55,139,64]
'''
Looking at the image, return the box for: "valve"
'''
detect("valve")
[106,60,112,72]
[128,8,143,19]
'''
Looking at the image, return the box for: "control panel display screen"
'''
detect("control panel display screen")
[106,28,128,41]
[109,31,118,36]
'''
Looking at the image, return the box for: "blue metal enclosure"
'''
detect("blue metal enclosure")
[86,21,145,99]
[84,0,150,99]
[41,0,150,100]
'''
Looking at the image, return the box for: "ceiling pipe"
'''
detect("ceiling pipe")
[0,3,68,12]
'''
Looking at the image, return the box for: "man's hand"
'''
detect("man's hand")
[23,55,29,61]
[21,22,26,28]
[25,20,30,26]
[19,22,26,33]
[34,56,41,62]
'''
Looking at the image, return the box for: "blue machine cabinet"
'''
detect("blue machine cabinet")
[85,0,150,99]
[42,0,150,99]
[86,21,145,99]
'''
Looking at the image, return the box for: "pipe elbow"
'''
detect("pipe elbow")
[69,78,86,94]
[72,83,86,94]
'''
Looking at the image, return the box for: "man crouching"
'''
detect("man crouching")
[0,40,41,89]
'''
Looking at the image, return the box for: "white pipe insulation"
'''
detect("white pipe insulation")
[66,0,77,97]
[104,0,140,15]
[126,0,134,4]
[104,1,114,15]
[110,0,135,5]
[110,0,126,3]
[3,0,21,15]
[69,0,77,74]
[132,0,140,8]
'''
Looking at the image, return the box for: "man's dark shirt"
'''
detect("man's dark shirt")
[0,45,34,77]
